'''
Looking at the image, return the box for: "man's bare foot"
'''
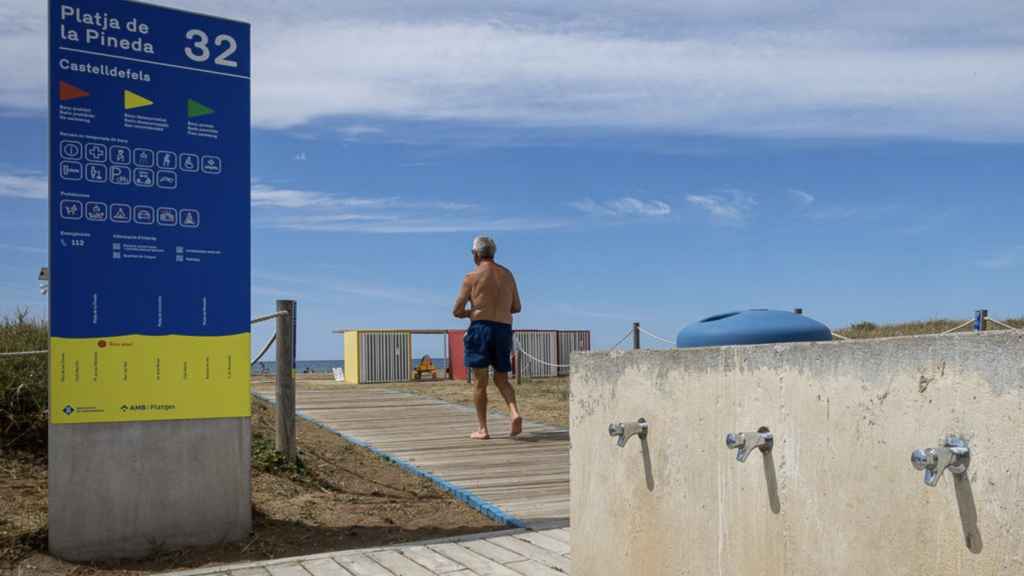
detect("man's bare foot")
[470,430,490,440]
[510,416,523,437]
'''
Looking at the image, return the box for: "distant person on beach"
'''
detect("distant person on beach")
[452,235,523,439]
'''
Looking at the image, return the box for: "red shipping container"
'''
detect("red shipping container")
[447,330,467,380]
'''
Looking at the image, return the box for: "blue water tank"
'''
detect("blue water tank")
[676,309,832,348]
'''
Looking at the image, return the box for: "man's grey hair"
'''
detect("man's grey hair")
[472,235,497,259]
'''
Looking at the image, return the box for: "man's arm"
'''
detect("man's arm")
[452,275,472,319]
[510,276,522,314]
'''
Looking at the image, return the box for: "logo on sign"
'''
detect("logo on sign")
[85,143,107,163]
[157,207,177,226]
[133,205,155,225]
[60,161,83,181]
[156,171,177,189]
[134,168,154,187]
[110,145,131,165]
[60,200,83,220]
[60,140,82,160]
[179,153,199,172]
[133,148,154,167]
[110,203,131,223]
[86,202,107,222]
[110,166,131,185]
[179,209,200,228]
[201,155,221,174]
[86,163,107,183]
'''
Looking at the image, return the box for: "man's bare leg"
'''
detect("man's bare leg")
[494,371,523,437]
[471,368,491,439]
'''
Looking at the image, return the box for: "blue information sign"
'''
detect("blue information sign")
[48,0,251,423]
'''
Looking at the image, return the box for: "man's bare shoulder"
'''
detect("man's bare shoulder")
[495,263,515,277]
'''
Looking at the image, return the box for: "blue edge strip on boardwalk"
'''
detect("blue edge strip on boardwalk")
[252,391,528,530]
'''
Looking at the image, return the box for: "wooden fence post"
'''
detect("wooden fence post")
[275,299,297,461]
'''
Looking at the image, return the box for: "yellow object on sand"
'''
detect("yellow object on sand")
[413,354,439,380]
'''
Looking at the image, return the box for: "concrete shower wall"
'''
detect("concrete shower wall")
[570,332,1024,575]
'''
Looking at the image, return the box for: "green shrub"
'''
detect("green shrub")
[251,433,306,477]
[0,311,48,450]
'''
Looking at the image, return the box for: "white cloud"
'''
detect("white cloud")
[789,189,815,206]
[0,172,47,200]
[246,20,1024,139]
[294,152,307,161]
[254,271,428,305]
[251,182,393,209]
[572,197,671,217]
[250,182,556,233]
[686,191,756,223]
[3,1,1024,140]
[267,216,565,234]
[337,125,384,139]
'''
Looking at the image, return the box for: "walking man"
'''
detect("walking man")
[453,236,523,439]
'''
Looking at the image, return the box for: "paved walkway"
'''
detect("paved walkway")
[164,527,571,575]
[251,380,570,529]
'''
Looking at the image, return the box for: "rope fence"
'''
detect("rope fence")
[609,328,637,350]
[251,333,277,366]
[0,349,48,358]
[940,319,975,335]
[2,308,1019,369]
[987,318,1020,332]
[251,310,289,325]
[514,341,570,369]
[638,326,675,345]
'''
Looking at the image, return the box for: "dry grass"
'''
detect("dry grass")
[835,317,1023,339]
[387,377,570,429]
[0,312,48,450]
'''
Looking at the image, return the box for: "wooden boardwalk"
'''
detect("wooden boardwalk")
[164,527,571,575]
[251,379,570,529]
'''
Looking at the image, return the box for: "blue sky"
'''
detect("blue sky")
[2,0,1023,359]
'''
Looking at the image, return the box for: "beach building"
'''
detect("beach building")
[334,328,590,384]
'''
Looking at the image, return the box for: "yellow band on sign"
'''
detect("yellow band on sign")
[50,333,251,424]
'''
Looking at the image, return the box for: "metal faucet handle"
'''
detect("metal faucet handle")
[911,436,970,487]
[609,418,648,448]
[725,429,773,462]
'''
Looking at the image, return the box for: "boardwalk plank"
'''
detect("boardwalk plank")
[428,543,522,576]
[460,540,526,565]
[332,554,394,576]
[369,550,435,576]
[505,560,566,576]
[254,382,569,530]
[302,558,355,576]
[487,537,570,574]
[399,546,466,573]
[267,565,313,576]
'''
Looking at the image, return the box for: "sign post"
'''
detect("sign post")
[47,0,251,560]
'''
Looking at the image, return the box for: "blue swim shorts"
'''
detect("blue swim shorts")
[464,320,513,373]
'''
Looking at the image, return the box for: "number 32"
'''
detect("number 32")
[185,29,239,68]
